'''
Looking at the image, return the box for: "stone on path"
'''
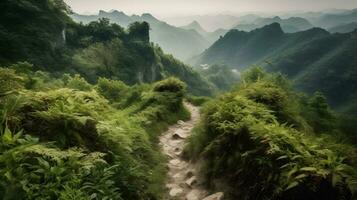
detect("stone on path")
[169,187,184,197]
[202,192,224,200]
[172,133,185,140]
[185,176,197,188]
[170,159,181,166]
[177,120,185,125]
[185,189,205,200]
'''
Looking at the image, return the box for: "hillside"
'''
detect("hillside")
[233,16,314,33]
[0,2,214,96]
[72,11,210,60]
[192,23,357,111]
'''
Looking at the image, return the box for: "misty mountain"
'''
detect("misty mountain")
[191,23,357,111]
[233,16,314,33]
[163,14,241,31]
[313,9,357,28]
[328,22,357,33]
[180,21,228,44]
[72,10,209,60]
[180,20,207,36]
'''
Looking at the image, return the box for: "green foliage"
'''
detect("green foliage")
[153,77,186,93]
[0,68,24,95]
[96,78,129,102]
[128,21,150,43]
[302,92,337,133]
[0,68,189,200]
[0,0,72,69]
[65,74,92,91]
[185,68,356,200]
[186,95,212,106]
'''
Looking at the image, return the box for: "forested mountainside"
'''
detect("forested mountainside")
[233,16,313,33]
[72,11,211,60]
[0,0,214,96]
[191,23,357,112]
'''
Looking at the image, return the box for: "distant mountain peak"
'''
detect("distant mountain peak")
[111,10,126,15]
[98,10,107,15]
[190,20,200,26]
[256,22,284,35]
[181,20,207,35]
[141,13,159,22]
[99,10,127,17]
[141,13,155,18]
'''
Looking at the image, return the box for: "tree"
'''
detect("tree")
[128,22,150,43]
[307,92,336,133]
[73,39,123,79]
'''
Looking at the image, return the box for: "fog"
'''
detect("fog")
[64,0,357,17]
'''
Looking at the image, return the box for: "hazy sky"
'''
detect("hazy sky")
[64,0,357,17]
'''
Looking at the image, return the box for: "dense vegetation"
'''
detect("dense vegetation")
[0,62,191,199]
[0,0,214,96]
[185,67,357,200]
[0,1,213,199]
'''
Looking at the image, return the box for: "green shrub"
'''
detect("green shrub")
[0,68,24,95]
[65,74,92,91]
[153,77,186,93]
[186,95,211,106]
[96,77,129,102]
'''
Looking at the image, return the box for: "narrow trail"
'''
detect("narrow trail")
[159,102,223,200]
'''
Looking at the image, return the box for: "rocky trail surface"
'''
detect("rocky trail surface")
[159,102,223,200]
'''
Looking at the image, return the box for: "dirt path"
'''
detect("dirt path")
[159,102,222,200]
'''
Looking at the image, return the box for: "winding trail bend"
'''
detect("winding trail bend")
[159,102,210,200]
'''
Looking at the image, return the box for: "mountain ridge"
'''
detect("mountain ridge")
[72,10,210,60]
[191,23,357,111]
